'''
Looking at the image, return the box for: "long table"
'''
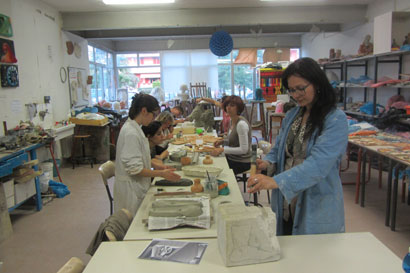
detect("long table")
[84,232,402,273]
[348,134,410,231]
[123,155,245,241]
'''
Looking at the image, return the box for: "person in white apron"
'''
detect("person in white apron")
[114,94,181,216]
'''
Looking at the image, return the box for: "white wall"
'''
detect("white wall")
[0,0,90,136]
[301,0,410,106]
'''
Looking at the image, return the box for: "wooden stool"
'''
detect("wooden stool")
[250,101,267,140]
[268,113,285,143]
[71,134,95,169]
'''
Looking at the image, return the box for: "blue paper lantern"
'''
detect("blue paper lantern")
[209,31,233,57]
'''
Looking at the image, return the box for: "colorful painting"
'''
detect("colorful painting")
[1,64,19,87]
[0,38,17,63]
[0,14,13,37]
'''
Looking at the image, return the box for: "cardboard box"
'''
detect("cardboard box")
[14,178,36,205]
[6,195,15,209]
[3,179,14,198]
[69,116,108,126]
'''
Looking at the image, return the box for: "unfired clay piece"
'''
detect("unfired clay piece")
[216,204,281,266]
[149,200,203,217]
[203,155,213,165]
[191,178,204,193]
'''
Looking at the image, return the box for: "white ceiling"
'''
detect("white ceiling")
[42,0,377,13]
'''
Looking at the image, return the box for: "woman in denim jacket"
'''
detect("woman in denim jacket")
[248,57,348,235]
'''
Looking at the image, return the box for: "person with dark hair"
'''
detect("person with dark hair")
[211,95,251,175]
[114,94,180,216]
[247,57,348,236]
[141,121,168,160]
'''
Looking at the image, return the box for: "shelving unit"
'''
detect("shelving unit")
[323,50,410,118]
[259,68,284,103]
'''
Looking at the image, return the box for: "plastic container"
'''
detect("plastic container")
[403,247,410,273]
[39,162,53,175]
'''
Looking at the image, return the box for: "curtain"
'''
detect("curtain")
[161,50,218,100]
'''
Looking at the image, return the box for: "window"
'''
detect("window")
[88,45,115,104]
[161,50,218,100]
[217,48,300,99]
[117,53,161,105]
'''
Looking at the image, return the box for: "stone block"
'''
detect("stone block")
[217,204,281,266]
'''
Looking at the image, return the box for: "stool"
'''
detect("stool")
[268,113,285,143]
[250,101,267,140]
[72,135,95,169]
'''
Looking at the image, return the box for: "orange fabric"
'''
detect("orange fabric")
[234,48,257,67]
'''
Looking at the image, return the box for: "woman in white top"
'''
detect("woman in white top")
[211,95,251,175]
[114,94,180,216]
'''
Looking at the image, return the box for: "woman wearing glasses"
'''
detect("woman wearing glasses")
[114,94,180,216]
[247,57,348,235]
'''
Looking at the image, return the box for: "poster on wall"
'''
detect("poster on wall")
[68,67,89,108]
[0,14,13,37]
[0,38,17,63]
[1,64,19,87]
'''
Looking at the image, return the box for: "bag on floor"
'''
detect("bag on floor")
[49,180,70,198]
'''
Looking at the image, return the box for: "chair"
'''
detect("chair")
[190,82,207,98]
[56,257,85,273]
[105,208,133,241]
[98,161,115,215]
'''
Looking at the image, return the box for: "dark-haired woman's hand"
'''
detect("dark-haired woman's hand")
[161,169,181,182]
[247,174,278,193]
[214,140,223,147]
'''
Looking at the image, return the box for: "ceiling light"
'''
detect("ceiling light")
[103,0,174,5]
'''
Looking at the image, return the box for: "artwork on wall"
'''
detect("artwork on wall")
[68,67,89,108]
[0,38,17,63]
[0,14,13,37]
[1,64,19,87]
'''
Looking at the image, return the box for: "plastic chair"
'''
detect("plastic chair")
[98,161,115,215]
[56,257,85,273]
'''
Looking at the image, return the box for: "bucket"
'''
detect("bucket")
[41,160,61,178]
[39,162,53,174]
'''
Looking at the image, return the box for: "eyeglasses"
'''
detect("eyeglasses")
[286,83,311,95]
[150,110,159,118]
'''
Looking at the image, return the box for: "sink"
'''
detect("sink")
[50,124,75,141]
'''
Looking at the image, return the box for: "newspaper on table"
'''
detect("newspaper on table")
[139,238,208,264]
[148,195,211,230]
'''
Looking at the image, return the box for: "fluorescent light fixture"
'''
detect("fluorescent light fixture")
[103,0,174,5]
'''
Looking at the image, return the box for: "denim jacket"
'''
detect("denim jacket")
[265,107,348,235]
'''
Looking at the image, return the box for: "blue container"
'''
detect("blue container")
[403,247,410,273]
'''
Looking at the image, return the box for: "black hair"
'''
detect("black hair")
[142,121,162,138]
[172,105,184,116]
[282,57,337,136]
[128,93,160,120]
[223,95,245,115]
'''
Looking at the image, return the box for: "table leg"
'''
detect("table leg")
[29,149,42,211]
[360,149,367,207]
[391,165,400,231]
[354,148,362,204]
[378,155,383,189]
[385,159,393,226]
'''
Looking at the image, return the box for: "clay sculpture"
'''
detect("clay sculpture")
[191,178,204,193]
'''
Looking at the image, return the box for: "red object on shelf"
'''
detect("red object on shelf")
[406,105,410,115]
[260,68,283,102]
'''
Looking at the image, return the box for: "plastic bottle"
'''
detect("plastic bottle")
[403,247,410,273]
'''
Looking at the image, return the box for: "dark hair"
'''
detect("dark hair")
[142,121,162,138]
[223,95,245,115]
[128,93,160,120]
[221,95,228,103]
[282,57,337,136]
[172,106,184,116]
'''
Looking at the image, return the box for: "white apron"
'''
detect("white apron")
[114,118,152,216]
